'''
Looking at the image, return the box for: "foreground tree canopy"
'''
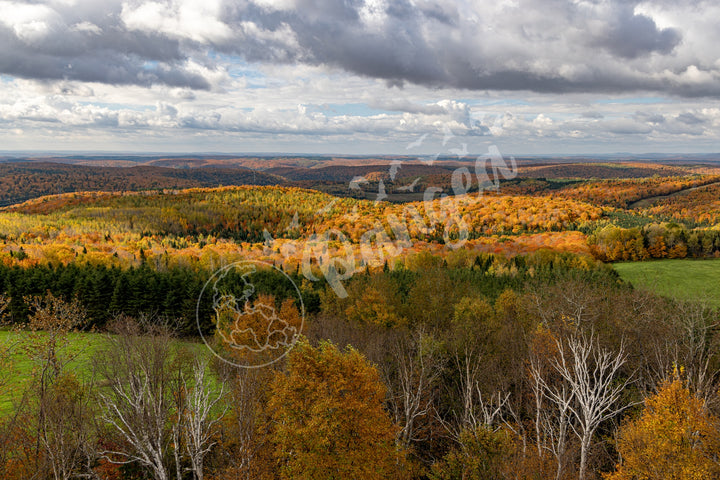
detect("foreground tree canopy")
[268,339,404,480]
[607,374,720,480]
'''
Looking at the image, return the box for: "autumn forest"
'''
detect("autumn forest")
[1,154,720,480]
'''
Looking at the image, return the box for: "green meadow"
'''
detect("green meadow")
[0,330,211,415]
[0,330,106,413]
[614,258,720,307]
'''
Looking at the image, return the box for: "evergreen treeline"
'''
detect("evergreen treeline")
[0,251,611,334]
[0,262,321,334]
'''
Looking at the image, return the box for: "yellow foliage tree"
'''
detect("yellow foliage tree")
[606,374,720,480]
[267,339,405,480]
[344,284,405,328]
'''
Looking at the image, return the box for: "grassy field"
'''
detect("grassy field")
[0,330,212,415]
[0,330,107,413]
[614,258,720,307]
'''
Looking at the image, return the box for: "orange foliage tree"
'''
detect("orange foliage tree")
[267,339,405,480]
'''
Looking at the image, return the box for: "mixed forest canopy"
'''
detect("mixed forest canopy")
[1,154,720,479]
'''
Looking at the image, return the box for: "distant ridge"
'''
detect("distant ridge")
[0,162,284,207]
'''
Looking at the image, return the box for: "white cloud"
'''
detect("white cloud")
[0,1,60,43]
[0,0,719,153]
[72,21,102,35]
[121,0,232,44]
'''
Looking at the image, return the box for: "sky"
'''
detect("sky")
[0,0,718,155]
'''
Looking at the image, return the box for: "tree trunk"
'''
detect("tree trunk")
[578,435,590,480]
[196,458,203,480]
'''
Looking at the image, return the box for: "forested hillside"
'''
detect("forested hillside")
[2,158,720,479]
[0,162,283,206]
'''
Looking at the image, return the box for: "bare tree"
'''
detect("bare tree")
[442,344,511,442]
[615,288,674,396]
[671,300,720,406]
[457,367,510,435]
[98,321,176,480]
[0,294,8,323]
[0,294,13,398]
[442,386,511,448]
[551,332,633,480]
[384,329,444,449]
[527,275,606,333]
[181,358,226,480]
[530,354,573,480]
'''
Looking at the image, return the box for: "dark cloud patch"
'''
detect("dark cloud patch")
[677,112,704,124]
[0,3,210,89]
[466,124,493,136]
[218,1,714,96]
[593,6,681,59]
[243,1,445,87]
[291,0,362,24]
[0,46,210,89]
[605,119,653,134]
[645,114,666,124]
[419,5,457,25]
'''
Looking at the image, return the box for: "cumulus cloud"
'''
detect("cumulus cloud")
[590,4,680,59]
[210,0,711,96]
[677,112,704,125]
[121,0,233,44]
[1,0,720,154]
[366,98,448,115]
[0,0,213,88]
[0,0,716,97]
